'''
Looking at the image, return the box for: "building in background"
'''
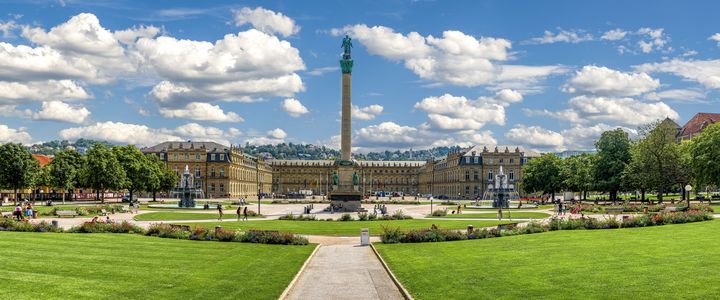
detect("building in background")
[676,113,720,142]
[142,141,272,199]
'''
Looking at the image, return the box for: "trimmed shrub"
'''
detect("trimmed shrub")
[357,212,368,221]
[238,230,308,245]
[339,213,353,221]
[0,219,61,232]
[431,209,448,217]
[69,221,145,234]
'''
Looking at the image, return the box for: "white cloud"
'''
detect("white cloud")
[159,102,244,122]
[526,29,593,44]
[561,123,635,150]
[0,123,32,144]
[58,121,242,146]
[32,101,90,124]
[0,80,90,103]
[138,29,305,107]
[351,104,383,120]
[635,59,720,89]
[113,25,161,45]
[307,66,339,76]
[506,126,565,150]
[0,20,19,38]
[566,95,678,126]
[334,24,564,88]
[0,42,100,82]
[709,33,720,46]
[563,65,660,96]
[245,128,287,145]
[352,121,496,152]
[644,89,705,102]
[636,27,669,53]
[281,98,309,117]
[413,91,525,131]
[601,29,628,41]
[233,7,300,37]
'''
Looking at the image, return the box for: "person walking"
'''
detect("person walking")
[243,206,248,221]
[217,203,224,221]
[497,208,503,221]
[236,206,242,221]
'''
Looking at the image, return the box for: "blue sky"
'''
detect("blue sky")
[1,0,719,152]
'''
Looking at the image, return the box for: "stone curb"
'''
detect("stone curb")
[278,244,321,300]
[370,243,414,300]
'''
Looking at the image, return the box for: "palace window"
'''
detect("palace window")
[194,166,200,178]
[499,159,503,164]
[184,153,189,160]
[474,157,479,164]
[509,170,515,181]
[465,157,470,164]
[474,170,479,181]
[210,183,215,192]
[220,154,225,160]
[220,168,225,177]
[488,158,493,164]
[211,154,216,160]
[219,183,225,192]
[173,153,178,160]
[465,171,470,181]
[196,153,200,160]
[211,168,216,177]
[510,158,514,164]
[488,170,494,180]
[159,153,165,160]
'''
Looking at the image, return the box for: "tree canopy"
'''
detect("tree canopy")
[522,153,563,200]
[0,143,40,201]
[594,129,631,201]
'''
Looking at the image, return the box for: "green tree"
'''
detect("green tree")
[113,145,154,202]
[79,144,126,202]
[0,143,40,203]
[560,153,596,200]
[622,143,651,202]
[688,123,720,200]
[594,129,631,202]
[146,154,178,202]
[632,120,689,203]
[49,149,83,204]
[522,153,563,201]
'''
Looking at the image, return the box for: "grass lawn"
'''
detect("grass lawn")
[0,232,314,299]
[134,211,263,221]
[179,219,515,236]
[375,220,720,299]
[434,212,550,219]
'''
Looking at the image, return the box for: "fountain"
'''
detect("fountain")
[173,165,204,208]
[470,166,520,209]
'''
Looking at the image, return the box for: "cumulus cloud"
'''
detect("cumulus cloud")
[333,24,564,88]
[525,29,593,44]
[601,29,628,41]
[281,98,309,117]
[351,121,496,152]
[644,89,705,102]
[506,126,565,150]
[58,121,242,146]
[636,27,669,53]
[563,65,660,96]
[245,128,287,145]
[159,102,244,122]
[635,59,720,89]
[0,80,90,104]
[351,104,383,120]
[32,101,90,124]
[413,90,522,131]
[0,123,32,144]
[568,95,678,126]
[0,20,19,38]
[709,33,720,46]
[139,29,305,107]
[233,7,299,37]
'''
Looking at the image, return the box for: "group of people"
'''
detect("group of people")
[90,215,113,223]
[12,202,37,220]
[214,202,250,221]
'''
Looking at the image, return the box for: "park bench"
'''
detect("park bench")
[497,222,520,231]
[169,224,191,231]
[664,206,688,213]
[1,212,13,218]
[56,210,78,218]
[604,208,625,214]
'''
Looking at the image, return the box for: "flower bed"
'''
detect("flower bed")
[278,210,413,222]
[580,203,714,214]
[68,221,144,234]
[381,210,714,244]
[0,218,61,232]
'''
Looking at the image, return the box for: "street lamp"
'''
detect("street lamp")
[685,184,693,207]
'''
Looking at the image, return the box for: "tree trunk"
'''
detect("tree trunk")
[62,188,66,205]
[551,192,555,203]
[658,187,664,203]
[641,189,646,202]
[96,189,100,202]
[14,188,18,205]
[152,191,157,202]
[129,189,134,204]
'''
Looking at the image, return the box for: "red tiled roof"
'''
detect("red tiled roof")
[32,154,53,167]
[678,113,720,138]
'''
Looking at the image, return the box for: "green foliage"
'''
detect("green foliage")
[0,143,40,197]
[113,145,154,198]
[68,221,145,234]
[522,153,563,196]
[594,129,631,200]
[339,213,353,221]
[79,144,126,200]
[241,143,462,161]
[431,209,447,217]
[48,149,83,201]
[0,219,62,232]
[688,123,720,188]
[560,153,596,198]
[145,154,177,200]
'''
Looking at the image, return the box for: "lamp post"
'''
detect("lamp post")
[685,184,693,208]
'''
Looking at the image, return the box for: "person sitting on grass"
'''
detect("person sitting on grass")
[105,216,112,223]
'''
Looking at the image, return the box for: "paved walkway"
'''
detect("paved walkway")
[285,240,403,300]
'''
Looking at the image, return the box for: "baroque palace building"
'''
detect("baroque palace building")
[143,141,539,199]
[142,141,272,199]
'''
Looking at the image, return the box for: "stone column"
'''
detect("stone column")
[341,72,352,160]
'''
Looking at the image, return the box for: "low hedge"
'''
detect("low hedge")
[68,221,144,234]
[381,210,714,244]
[0,218,62,232]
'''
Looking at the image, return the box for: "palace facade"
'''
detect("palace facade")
[143,142,539,199]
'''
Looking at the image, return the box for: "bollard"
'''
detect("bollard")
[360,228,370,246]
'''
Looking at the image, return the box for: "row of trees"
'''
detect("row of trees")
[0,143,177,203]
[523,120,720,204]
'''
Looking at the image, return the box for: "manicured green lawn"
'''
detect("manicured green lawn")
[180,219,514,236]
[375,220,720,299]
[0,232,314,299]
[134,211,263,221]
[464,204,554,210]
[434,212,550,219]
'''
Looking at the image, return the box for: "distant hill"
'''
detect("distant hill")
[27,139,113,155]
[241,143,462,161]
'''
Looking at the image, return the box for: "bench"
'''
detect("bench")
[56,210,78,218]
[604,208,625,214]
[664,206,688,213]
[101,209,108,216]
[169,224,191,231]
[497,222,520,231]
[1,212,13,218]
